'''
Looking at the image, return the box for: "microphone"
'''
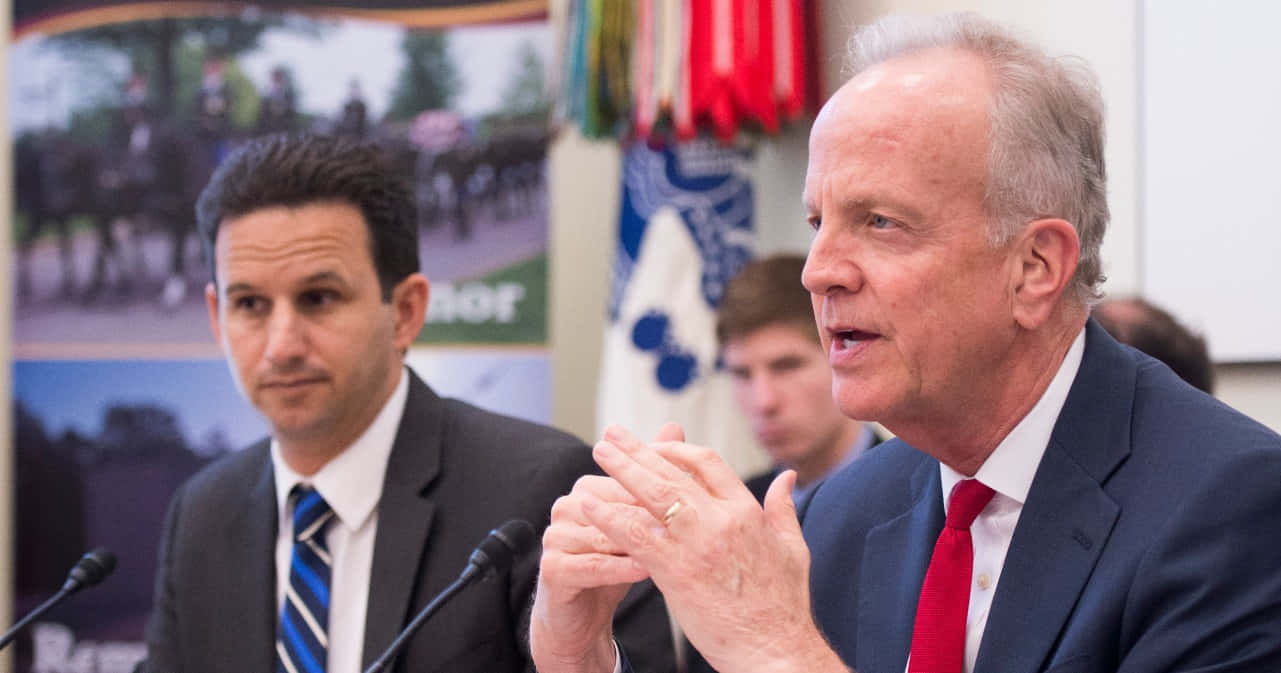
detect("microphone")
[63,548,117,592]
[465,519,536,580]
[362,520,536,673]
[0,548,117,651]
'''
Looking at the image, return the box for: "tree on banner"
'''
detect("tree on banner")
[597,140,760,467]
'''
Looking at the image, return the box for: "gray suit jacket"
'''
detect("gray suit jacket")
[142,371,674,673]
[803,320,1281,673]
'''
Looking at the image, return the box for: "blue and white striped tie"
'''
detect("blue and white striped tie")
[276,486,335,673]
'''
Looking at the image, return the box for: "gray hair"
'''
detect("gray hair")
[847,13,1109,304]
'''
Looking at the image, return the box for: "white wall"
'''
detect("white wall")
[1140,0,1281,363]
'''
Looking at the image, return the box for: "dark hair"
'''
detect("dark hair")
[1094,297,1215,394]
[715,254,818,347]
[195,133,418,300]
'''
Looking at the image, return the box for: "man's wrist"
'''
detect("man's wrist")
[753,624,848,673]
[532,632,618,673]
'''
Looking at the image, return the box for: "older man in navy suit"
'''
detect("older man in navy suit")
[528,12,1281,673]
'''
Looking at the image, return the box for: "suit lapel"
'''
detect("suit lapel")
[974,445,1119,673]
[220,447,278,673]
[974,321,1132,673]
[858,460,942,673]
[362,372,444,669]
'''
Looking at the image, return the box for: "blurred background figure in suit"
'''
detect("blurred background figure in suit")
[1094,296,1214,393]
[715,254,883,505]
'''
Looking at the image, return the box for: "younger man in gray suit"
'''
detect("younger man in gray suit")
[139,133,673,673]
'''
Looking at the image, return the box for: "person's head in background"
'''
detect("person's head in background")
[716,254,867,488]
[1094,297,1214,393]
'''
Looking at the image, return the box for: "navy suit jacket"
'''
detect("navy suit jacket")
[803,320,1281,673]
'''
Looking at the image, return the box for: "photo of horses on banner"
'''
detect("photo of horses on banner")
[11,5,553,347]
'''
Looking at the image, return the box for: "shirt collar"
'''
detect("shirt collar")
[272,367,409,531]
[940,328,1086,508]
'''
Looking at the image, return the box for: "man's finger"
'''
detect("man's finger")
[654,440,753,501]
[543,520,630,556]
[601,424,691,484]
[539,550,650,588]
[593,439,691,523]
[551,476,641,525]
[653,422,686,443]
[580,491,672,565]
[573,474,641,504]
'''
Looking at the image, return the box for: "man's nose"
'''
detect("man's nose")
[802,224,862,296]
[263,307,307,365]
[750,375,783,415]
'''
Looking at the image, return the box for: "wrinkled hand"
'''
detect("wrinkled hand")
[584,424,845,673]
[530,425,685,673]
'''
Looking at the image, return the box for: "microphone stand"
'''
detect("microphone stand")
[0,548,117,652]
[361,565,481,673]
[0,587,74,651]
[360,521,532,673]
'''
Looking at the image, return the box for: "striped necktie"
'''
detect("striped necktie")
[276,486,335,673]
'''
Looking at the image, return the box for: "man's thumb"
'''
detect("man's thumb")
[764,469,802,534]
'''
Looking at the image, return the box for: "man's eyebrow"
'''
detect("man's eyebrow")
[222,271,349,296]
[836,196,877,215]
[836,195,925,223]
[300,270,348,286]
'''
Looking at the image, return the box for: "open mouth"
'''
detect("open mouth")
[834,329,878,349]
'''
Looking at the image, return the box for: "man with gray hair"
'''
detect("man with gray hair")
[528,11,1281,673]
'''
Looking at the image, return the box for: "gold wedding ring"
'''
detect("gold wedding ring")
[661,500,684,526]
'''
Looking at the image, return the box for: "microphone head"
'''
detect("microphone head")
[65,548,116,592]
[468,520,536,576]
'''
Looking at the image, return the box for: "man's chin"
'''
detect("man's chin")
[834,393,890,425]
[764,444,807,467]
[265,412,330,443]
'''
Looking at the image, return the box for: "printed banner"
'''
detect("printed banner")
[9,3,554,671]
[14,1,547,34]
[596,139,754,451]
[11,8,552,349]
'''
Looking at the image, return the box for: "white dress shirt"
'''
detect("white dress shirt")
[272,368,408,673]
[932,328,1086,673]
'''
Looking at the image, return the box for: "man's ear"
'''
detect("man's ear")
[205,282,222,343]
[391,273,430,351]
[1010,218,1079,329]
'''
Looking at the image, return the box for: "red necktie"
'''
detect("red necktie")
[908,479,996,673]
